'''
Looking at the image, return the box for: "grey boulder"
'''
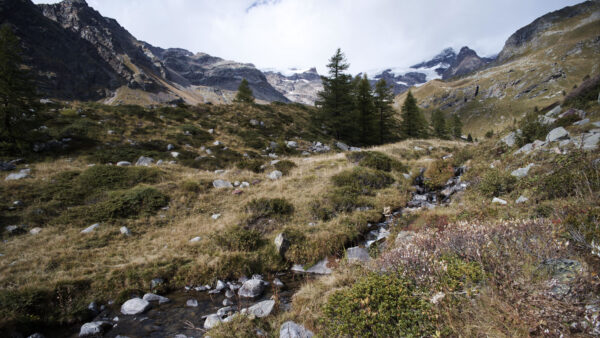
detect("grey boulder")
[267,170,283,180]
[5,169,31,181]
[142,293,170,304]
[245,300,275,318]
[120,298,150,315]
[135,156,154,166]
[546,127,569,142]
[79,321,112,337]
[511,163,534,178]
[280,321,314,338]
[238,279,264,298]
[346,246,370,263]
[213,179,233,189]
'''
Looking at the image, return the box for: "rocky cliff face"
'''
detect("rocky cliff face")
[263,68,323,105]
[1,0,288,103]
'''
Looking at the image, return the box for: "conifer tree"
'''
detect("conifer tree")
[354,74,376,145]
[450,113,463,138]
[234,78,254,103]
[0,24,36,144]
[373,78,398,144]
[431,110,449,139]
[399,91,427,139]
[315,48,355,141]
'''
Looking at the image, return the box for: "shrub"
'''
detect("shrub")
[516,112,550,147]
[323,273,435,337]
[424,159,454,190]
[274,159,297,175]
[212,226,263,251]
[245,198,294,220]
[537,152,599,200]
[565,206,600,250]
[347,151,407,172]
[77,165,161,190]
[478,169,516,197]
[236,159,265,173]
[438,255,484,292]
[180,179,212,193]
[332,167,394,194]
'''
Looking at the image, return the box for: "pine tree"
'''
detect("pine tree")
[354,74,377,146]
[399,91,427,139]
[450,113,463,138]
[431,110,449,139]
[0,24,36,144]
[234,78,254,103]
[315,48,355,142]
[373,78,398,144]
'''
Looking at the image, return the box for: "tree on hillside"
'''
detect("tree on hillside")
[316,48,355,142]
[431,110,449,139]
[450,113,463,138]
[234,78,254,103]
[373,78,398,144]
[0,25,36,143]
[399,91,427,139]
[354,74,377,145]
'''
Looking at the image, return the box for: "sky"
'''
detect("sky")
[33,0,583,74]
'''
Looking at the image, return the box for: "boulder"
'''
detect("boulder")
[116,161,131,167]
[79,321,112,337]
[286,141,298,148]
[142,293,170,304]
[186,299,198,307]
[167,144,175,151]
[492,197,508,205]
[346,246,370,263]
[516,196,529,204]
[29,227,42,235]
[238,279,264,298]
[336,142,349,151]
[395,231,416,247]
[267,170,283,180]
[204,314,222,329]
[213,179,233,189]
[120,226,131,236]
[511,163,534,178]
[245,300,275,318]
[546,127,569,142]
[292,258,332,275]
[273,278,284,288]
[135,156,154,166]
[514,143,534,155]
[280,321,314,338]
[5,169,31,181]
[501,131,518,147]
[0,161,16,171]
[274,233,290,256]
[573,118,590,126]
[81,223,100,234]
[592,121,600,128]
[120,298,150,315]
[582,133,600,150]
[545,105,561,117]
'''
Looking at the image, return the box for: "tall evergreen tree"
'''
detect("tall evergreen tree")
[315,48,355,142]
[450,113,463,138]
[0,24,36,143]
[431,110,449,139]
[234,78,254,103]
[399,91,427,139]
[354,74,376,146]
[373,79,398,144]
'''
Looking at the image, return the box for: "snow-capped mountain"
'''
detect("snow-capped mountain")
[263,68,323,105]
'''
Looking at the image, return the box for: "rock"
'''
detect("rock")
[88,301,99,313]
[546,127,570,142]
[81,223,99,234]
[29,227,42,235]
[414,146,424,151]
[511,163,534,178]
[156,160,163,165]
[5,169,31,181]
[79,321,112,337]
[516,196,529,204]
[280,321,314,338]
[135,156,154,166]
[349,146,361,152]
[225,289,235,298]
[204,314,222,329]
[186,299,198,307]
[501,131,518,147]
[292,258,332,275]
[492,197,508,205]
[238,279,265,298]
[167,144,175,151]
[213,179,233,189]
[545,105,561,117]
[267,170,283,180]
[213,140,222,146]
[215,280,226,291]
[336,142,349,151]
[5,225,25,236]
[208,129,214,134]
[223,298,234,306]
[142,293,170,304]
[395,231,416,247]
[592,121,600,128]
[211,213,221,220]
[190,236,201,242]
[116,161,131,167]
[120,226,131,236]
[250,119,259,126]
[346,246,370,263]
[120,298,150,315]
[217,306,234,316]
[274,233,290,256]
[573,118,590,126]
[541,259,583,283]
[0,161,16,171]
[273,278,284,288]
[583,133,600,150]
[240,181,250,188]
[170,151,180,158]
[430,292,446,305]
[286,141,298,148]
[107,130,116,135]
[246,300,275,318]
[514,143,534,155]
[27,333,45,338]
[150,278,165,289]
[539,115,556,125]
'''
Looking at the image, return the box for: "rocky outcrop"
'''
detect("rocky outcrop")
[264,68,323,105]
[441,47,494,79]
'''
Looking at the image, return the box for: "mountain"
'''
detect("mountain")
[0,0,288,104]
[263,67,323,105]
[393,0,600,136]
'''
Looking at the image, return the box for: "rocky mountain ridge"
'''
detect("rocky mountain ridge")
[263,68,323,105]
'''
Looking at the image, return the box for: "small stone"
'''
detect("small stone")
[170,152,180,158]
[135,156,154,167]
[204,314,222,329]
[208,129,214,134]
[240,182,250,188]
[215,280,226,291]
[79,321,112,337]
[143,293,170,304]
[29,227,42,235]
[225,289,235,298]
[223,298,234,306]
[492,197,508,205]
[213,140,222,146]
[238,279,264,298]
[267,170,283,180]
[280,321,314,338]
[120,226,131,236]
[274,233,290,256]
[273,278,284,288]
[167,144,175,151]
[516,196,529,204]
[190,236,201,243]
[186,299,198,307]
[5,169,31,181]
[511,163,534,178]
[246,300,275,318]
[116,161,131,167]
[546,127,570,142]
[81,223,99,234]
[573,118,590,126]
[286,141,298,148]
[211,213,221,220]
[213,179,233,189]
[346,246,370,263]
[121,298,150,315]
[336,142,349,151]
[151,278,165,289]
[292,258,332,275]
[27,333,45,338]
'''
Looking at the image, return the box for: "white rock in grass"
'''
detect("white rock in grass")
[142,293,170,304]
[81,223,99,234]
[116,161,131,167]
[135,156,154,166]
[280,321,314,338]
[238,279,264,298]
[492,197,508,205]
[79,321,112,337]
[186,299,198,307]
[213,180,233,189]
[120,298,150,315]
[246,300,275,318]
[30,227,42,235]
[511,163,534,178]
[190,236,201,243]
[204,314,222,329]
[267,170,283,180]
[516,196,529,204]
[120,226,131,236]
[5,169,31,181]
[211,213,221,220]
[346,246,370,263]
[546,127,569,142]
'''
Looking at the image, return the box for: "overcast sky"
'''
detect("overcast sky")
[33,0,583,74]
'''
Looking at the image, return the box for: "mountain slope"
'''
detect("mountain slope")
[263,68,323,105]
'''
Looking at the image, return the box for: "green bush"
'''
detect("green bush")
[438,255,484,292]
[478,169,516,197]
[424,159,454,190]
[565,206,600,248]
[77,165,161,190]
[332,167,394,194]
[274,160,297,175]
[323,273,435,337]
[245,198,294,219]
[236,159,265,173]
[180,179,212,193]
[212,226,263,251]
[516,112,550,147]
[347,151,407,172]
[538,152,599,199]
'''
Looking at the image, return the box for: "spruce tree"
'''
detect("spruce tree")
[450,113,463,138]
[0,24,36,145]
[316,48,355,142]
[354,74,376,146]
[234,78,254,103]
[431,110,449,139]
[373,78,398,144]
[399,91,427,139]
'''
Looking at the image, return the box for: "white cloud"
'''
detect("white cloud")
[32,0,583,74]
